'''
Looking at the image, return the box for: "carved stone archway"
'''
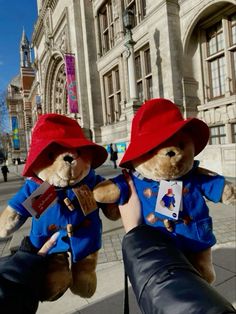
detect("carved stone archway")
[44,53,68,114]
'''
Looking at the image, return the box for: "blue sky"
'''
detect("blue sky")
[0,0,37,93]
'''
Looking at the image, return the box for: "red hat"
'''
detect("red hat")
[120,98,209,168]
[22,114,108,177]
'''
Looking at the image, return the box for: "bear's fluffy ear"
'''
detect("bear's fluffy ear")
[93,180,121,203]
[0,206,27,238]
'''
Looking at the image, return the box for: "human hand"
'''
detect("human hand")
[37,232,60,256]
[119,170,142,233]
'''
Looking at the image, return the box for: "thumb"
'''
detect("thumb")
[37,232,60,256]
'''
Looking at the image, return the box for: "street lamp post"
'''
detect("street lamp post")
[123,9,138,101]
[121,9,141,127]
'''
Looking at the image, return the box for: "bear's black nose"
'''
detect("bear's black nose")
[64,155,74,163]
[166,151,176,158]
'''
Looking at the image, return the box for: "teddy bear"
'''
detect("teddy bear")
[0,113,120,301]
[93,98,236,284]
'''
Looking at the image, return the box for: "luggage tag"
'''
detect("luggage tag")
[155,180,183,220]
[72,185,97,216]
[23,181,57,218]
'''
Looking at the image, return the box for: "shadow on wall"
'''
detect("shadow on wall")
[154,29,164,98]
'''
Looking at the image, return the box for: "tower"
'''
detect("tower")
[20,29,31,67]
[20,29,35,150]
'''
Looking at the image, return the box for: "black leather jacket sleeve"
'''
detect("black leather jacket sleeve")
[0,246,45,314]
[122,224,236,314]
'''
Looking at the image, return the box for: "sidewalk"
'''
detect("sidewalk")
[0,166,235,313]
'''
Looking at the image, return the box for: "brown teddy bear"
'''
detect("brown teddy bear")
[93,98,235,284]
[0,113,120,301]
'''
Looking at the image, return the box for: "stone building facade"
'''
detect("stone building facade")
[6,30,35,161]
[31,0,236,176]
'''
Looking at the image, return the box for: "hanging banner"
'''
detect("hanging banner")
[12,116,20,150]
[64,54,79,113]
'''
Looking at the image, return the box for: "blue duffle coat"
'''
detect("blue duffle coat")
[8,169,105,262]
[113,161,225,252]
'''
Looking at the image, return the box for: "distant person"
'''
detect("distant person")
[1,165,9,182]
[109,143,118,169]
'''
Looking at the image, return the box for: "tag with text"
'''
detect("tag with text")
[23,181,57,218]
[155,180,182,220]
[73,185,97,216]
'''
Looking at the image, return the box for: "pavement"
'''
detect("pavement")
[0,162,235,313]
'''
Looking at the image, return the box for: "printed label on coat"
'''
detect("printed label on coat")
[73,185,97,215]
[23,181,57,218]
[155,180,182,220]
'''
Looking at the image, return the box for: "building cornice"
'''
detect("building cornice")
[32,0,59,46]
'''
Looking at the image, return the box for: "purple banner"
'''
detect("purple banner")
[65,54,79,113]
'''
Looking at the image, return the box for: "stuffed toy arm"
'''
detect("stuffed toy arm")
[197,167,236,205]
[221,180,236,205]
[93,174,129,205]
[0,206,27,237]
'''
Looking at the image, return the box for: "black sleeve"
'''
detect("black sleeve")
[122,224,236,314]
[0,241,45,314]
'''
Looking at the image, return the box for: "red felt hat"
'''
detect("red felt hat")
[119,98,209,168]
[22,114,108,177]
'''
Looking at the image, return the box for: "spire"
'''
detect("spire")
[21,28,30,49]
[20,28,31,67]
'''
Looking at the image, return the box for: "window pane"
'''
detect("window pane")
[115,69,120,90]
[144,48,151,75]
[107,74,113,94]
[146,77,153,99]
[210,60,220,97]
[210,56,225,97]
[232,50,236,83]
[207,22,223,55]
[135,55,141,79]
[217,31,224,51]
[137,82,143,100]
[108,97,115,122]
[210,125,226,145]
[230,14,236,45]
[232,123,236,143]
[219,57,225,94]
[208,36,217,55]
[140,0,147,19]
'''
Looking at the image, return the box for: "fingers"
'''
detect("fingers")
[122,169,136,193]
[119,170,142,233]
[37,232,60,256]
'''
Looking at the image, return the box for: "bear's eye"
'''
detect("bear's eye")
[179,142,185,150]
[76,149,81,156]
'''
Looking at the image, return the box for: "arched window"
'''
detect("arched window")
[45,55,68,114]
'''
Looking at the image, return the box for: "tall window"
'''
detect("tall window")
[209,125,226,144]
[51,64,68,114]
[103,66,121,124]
[135,45,153,101]
[123,0,146,27]
[229,13,236,93]
[98,1,115,55]
[202,12,236,100]
[206,22,225,98]
[232,123,236,143]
